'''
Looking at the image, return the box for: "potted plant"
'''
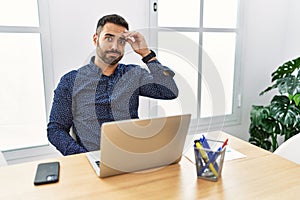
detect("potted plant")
[249,57,300,151]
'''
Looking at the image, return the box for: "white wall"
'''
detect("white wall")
[283,0,300,60]
[224,0,300,140]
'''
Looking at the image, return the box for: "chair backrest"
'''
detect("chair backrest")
[273,134,300,164]
[0,151,7,166]
[70,127,77,141]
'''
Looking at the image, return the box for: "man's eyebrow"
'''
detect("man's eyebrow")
[104,33,115,37]
[103,33,126,41]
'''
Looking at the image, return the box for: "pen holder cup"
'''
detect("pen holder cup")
[194,139,226,182]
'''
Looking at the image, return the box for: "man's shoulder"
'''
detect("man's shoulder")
[119,63,140,69]
[60,70,78,83]
[62,63,93,79]
[118,63,143,73]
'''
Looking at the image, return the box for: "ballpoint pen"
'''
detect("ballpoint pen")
[194,144,204,175]
[222,139,229,149]
[198,147,221,175]
[194,141,218,177]
[200,135,219,171]
[198,139,228,176]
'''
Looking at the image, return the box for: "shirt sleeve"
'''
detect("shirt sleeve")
[47,71,88,156]
[139,59,179,99]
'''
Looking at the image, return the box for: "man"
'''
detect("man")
[47,14,178,156]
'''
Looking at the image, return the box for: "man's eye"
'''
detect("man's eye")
[119,39,126,45]
[106,37,113,42]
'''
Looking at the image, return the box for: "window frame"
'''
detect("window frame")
[149,0,243,132]
[1,0,59,163]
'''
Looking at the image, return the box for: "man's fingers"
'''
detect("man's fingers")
[125,36,135,43]
[123,31,143,42]
[122,31,149,56]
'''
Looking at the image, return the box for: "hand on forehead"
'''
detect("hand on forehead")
[122,31,142,43]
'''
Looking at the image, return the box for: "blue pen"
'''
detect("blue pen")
[200,135,219,171]
[199,147,222,175]
[195,141,219,177]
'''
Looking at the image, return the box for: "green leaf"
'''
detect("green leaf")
[271,57,300,82]
[260,57,300,95]
[248,124,272,151]
[260,118,281,135]
[281,126,300,142]
[259,84,278,96]
[270,95,300,127]
[293,94,300,106]
[250,105,270,125]
[276,75,300,95]
[288,93,294,101]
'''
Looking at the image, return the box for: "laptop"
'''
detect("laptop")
[86,114,191,178]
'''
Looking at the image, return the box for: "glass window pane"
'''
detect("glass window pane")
[0,0,39,27]
[203,0,238,28]
[201,32,236,117]
[0,33,47,150]
[158,0,200,27]
[156,31,199,118]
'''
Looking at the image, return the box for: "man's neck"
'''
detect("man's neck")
[94,58,118,76]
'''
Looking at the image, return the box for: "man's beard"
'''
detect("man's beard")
[102,51,123,65]
[97,46,123,65]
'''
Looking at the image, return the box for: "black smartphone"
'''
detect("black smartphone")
[34,161,60,185]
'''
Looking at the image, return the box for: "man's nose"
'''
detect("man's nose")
[111,39,119,50]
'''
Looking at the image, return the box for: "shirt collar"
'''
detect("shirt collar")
[89,56,103,75]
[89,56,120,77]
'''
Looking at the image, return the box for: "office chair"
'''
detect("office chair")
[0,151,7,166]
[70,127,77,141]
[273,134,300,164]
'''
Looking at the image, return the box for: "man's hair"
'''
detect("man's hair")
[96,14,129,33]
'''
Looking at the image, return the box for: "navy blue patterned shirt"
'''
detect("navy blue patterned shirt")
[47,57,178,155]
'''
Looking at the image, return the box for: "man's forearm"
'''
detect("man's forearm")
[47,123,88,156]
[145,60,179,98]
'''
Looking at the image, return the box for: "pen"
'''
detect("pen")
[222,139,229,149]
[195,141,218,177]
[194,144,204,175]
[199,147,222,175]
[200,135,219,171]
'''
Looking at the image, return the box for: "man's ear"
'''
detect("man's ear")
[93,34,98,46]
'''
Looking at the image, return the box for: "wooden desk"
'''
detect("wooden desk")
[1,131,300,199]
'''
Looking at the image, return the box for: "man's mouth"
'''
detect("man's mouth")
[106,51,121,57]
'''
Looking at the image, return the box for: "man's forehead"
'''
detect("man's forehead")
[100,23,127,36]
[101,32,126,40]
